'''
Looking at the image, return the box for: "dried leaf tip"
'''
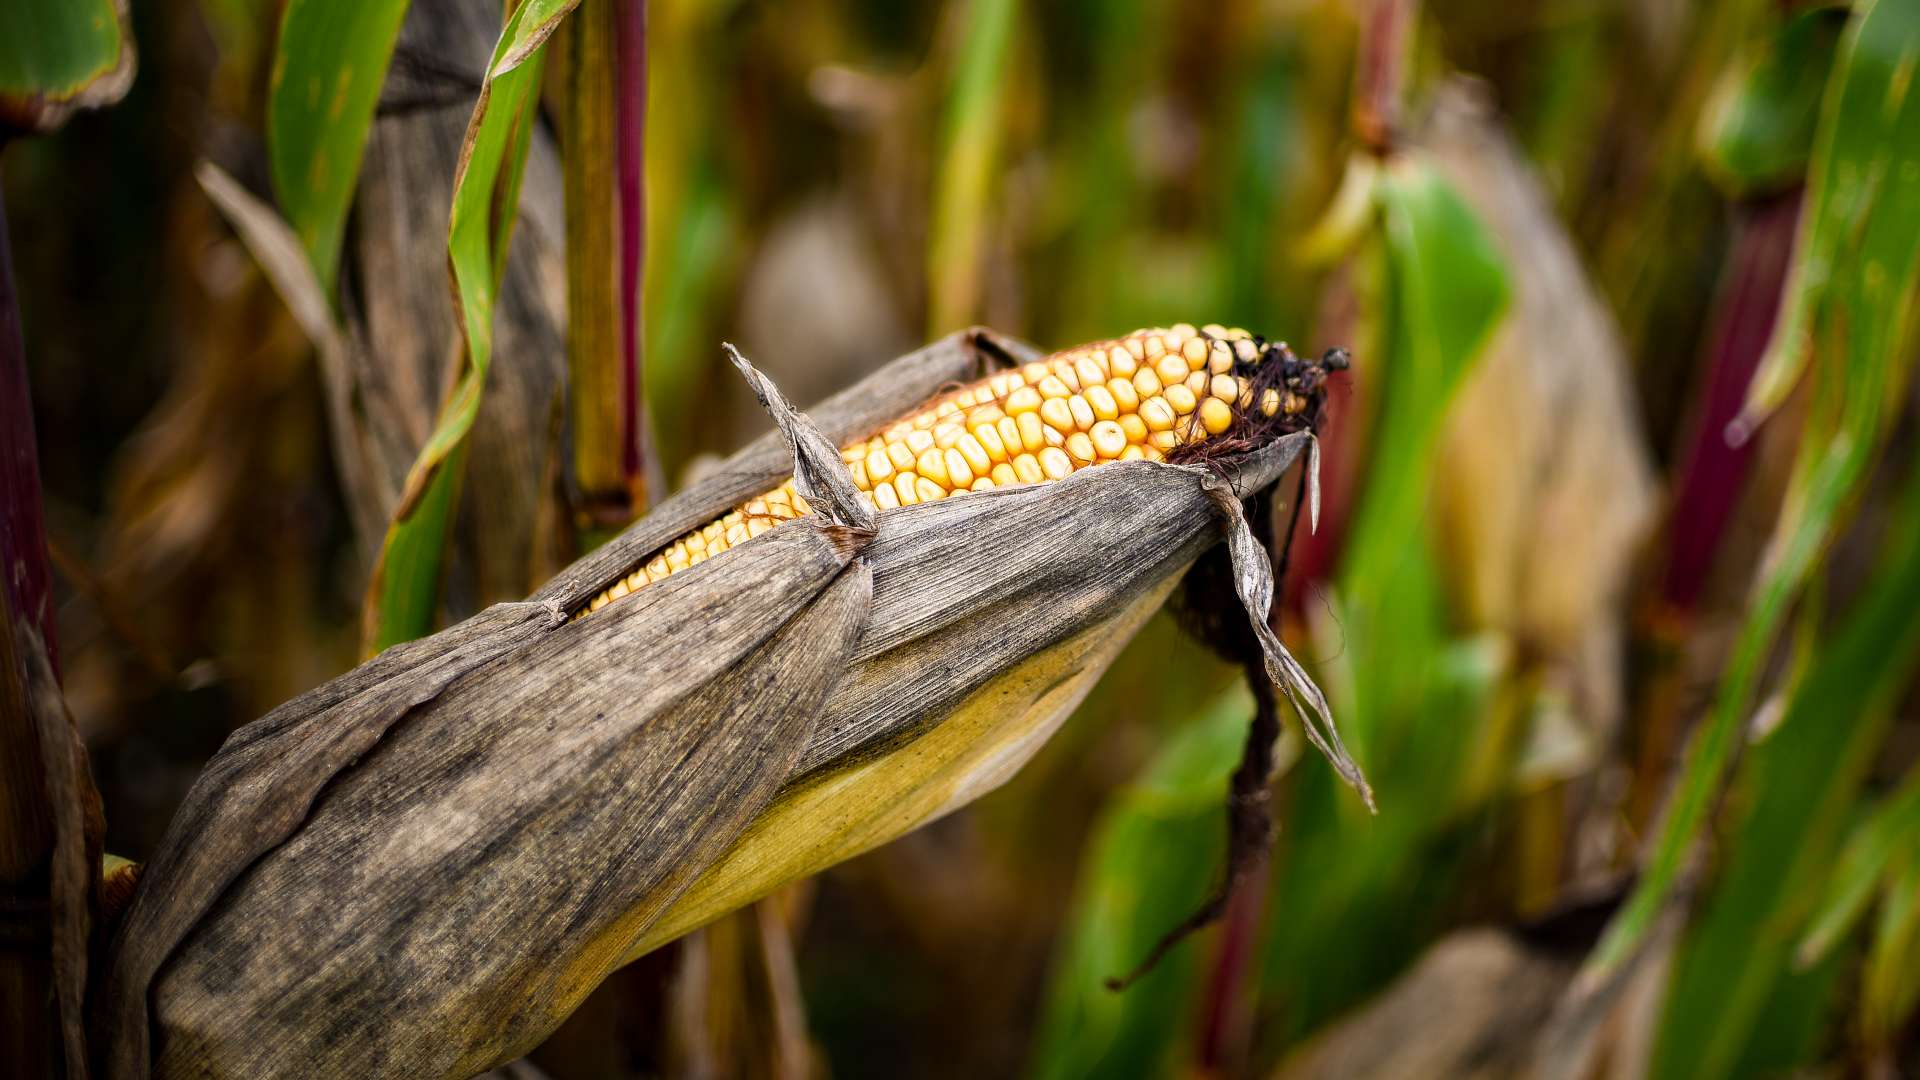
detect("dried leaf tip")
[722,343,877,535]
[1202,477,1375,812]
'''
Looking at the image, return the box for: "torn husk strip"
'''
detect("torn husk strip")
[98,330,1363,1079]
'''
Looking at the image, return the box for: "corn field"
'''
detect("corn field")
[2,0,1918,1077]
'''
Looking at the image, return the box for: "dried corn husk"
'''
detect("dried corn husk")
[98,330,1359,1078]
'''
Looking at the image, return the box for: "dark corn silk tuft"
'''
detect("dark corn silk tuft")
[579,324,1343,616]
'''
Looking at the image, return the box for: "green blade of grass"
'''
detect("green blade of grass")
[0,0,132,134]
[363,1,553,653]
[1030,688,1252,1080]
[1591,0,1920,980]
[265,0,412,293]
[927,0,1016,336]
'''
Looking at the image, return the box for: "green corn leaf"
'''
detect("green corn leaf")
[1594,0,1920,980]
[1795,766,1920,968]
[1030,688,1251,1080]
[1743,0,1920,425]
[1337,155,1510,756]
[928,0,1017,335]
[266,0,412,293]
[1649,461,1920,1080]
[0,0,132,133]
[495,0,583,76]
[1696,6,1846,199]
[364,1,552,653]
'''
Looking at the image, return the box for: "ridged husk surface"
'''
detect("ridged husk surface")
[97,329,1335,1079]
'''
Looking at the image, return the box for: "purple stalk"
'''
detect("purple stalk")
[1196,851,1269,1072]
[0,186,58,677]
[615,0,654,508]
[1661,190,1802,614]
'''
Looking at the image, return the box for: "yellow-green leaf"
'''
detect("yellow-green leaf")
[365,1,552,653]
[266,0,412,293]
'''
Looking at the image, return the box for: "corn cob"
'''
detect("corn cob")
[106,331,1362,1079]
[582,323,1339,615]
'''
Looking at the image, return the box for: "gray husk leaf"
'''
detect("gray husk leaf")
[97,330,1359,1078]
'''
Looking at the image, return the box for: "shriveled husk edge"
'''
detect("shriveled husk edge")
[96,329,1351,1079]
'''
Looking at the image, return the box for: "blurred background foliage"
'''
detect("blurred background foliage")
[5,0,1920,1075]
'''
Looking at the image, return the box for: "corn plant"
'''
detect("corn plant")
[9,0,1920,1076]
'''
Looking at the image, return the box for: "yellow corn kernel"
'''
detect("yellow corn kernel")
[955,434,992,476]
[973,422,1008,462]
[1199,397,1234,435]
[944,447,976,489]
[917,447,949,487]
[1016,412,1047,452]
[1086,384,1119,421]
[1066,432,1096,464]
[995,416,1022,456]
[1050,360,1080,392]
